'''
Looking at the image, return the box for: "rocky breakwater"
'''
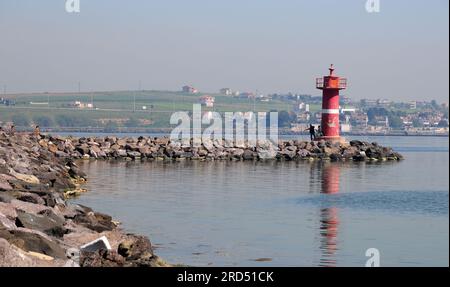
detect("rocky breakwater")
[42,135,403,162]
[0,131,168,267]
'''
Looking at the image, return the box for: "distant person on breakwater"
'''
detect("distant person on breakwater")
[34,125,40,137]
[317,125,323,138]
[10,125,15,135]
[306,124,316,141]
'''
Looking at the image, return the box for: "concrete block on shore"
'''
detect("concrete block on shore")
[80,235,112,253]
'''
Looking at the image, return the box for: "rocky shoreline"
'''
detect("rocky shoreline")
[0,131,168,267]
[1,131,403,267]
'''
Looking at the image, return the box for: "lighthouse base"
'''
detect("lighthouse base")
[316,136,347,144]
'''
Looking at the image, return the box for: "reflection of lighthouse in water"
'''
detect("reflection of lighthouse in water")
[319,163,340,267]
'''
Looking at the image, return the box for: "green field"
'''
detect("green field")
[1,90,318,129]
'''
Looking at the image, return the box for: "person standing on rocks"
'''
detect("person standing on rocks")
[306,124,316,141]
[34,125,40,138]
[10,124,15,135]
[317,125,323,138]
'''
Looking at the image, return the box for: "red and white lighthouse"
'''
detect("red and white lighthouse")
[316,64,347,141]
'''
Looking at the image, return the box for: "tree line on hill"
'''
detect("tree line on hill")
[8,114,144,129]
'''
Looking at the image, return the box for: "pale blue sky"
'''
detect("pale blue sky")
[0,0,448,102]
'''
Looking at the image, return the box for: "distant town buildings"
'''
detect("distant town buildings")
[294,102,310,112]
[282,93,448,135]
[68,101,93,109]
[199,95,215,107]
[341,123,352,133]
[219,88,232,95]
[360,99,378,108]
[340,107,356,113]
[360,98,392,108]
[350,112,369,128]
[296,112,311,123]
[376,99,393,107]
[0,97,15,106]
[182,85,199,94]
[373,116,389,127]
[341,96,352,105]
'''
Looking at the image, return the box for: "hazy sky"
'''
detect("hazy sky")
[0,0,448,102]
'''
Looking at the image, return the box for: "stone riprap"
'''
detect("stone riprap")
[0,131,168,267]
[43,135,403,162]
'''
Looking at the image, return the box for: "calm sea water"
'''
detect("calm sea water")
[72,136,449,267]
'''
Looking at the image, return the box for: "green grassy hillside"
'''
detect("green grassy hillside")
[1,90,319,129]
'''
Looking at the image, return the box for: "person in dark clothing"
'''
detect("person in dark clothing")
[34,125,40,137]
[317,125,323,138]
[305,124,316,141]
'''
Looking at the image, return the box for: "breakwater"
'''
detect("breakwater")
[1,131,403,267]
[44,135,403,162]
